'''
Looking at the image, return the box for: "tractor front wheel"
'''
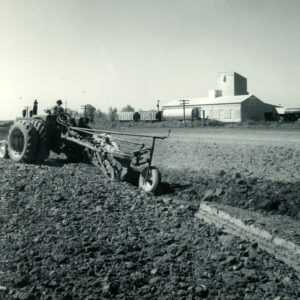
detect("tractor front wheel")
[0,140,8,159]
[139,166,161,193]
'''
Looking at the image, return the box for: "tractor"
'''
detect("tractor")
[0,101,167,193]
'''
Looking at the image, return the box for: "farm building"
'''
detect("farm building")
[117,111,140,122]
[162,72,278,122]
[117,110,162,122]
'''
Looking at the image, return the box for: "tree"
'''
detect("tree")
[94,109,107,120]
[108,107,118,122]
[82,104,96,122]
[67,108,79,118]
[121,105,135,112]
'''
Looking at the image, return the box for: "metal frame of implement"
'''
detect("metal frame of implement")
[69,126,167,181]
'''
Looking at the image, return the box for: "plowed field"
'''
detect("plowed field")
[149,127,300,220]
[1,126,300,299]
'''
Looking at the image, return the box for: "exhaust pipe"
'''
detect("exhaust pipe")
[33,99,38,115]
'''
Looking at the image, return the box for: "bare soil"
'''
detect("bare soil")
[148,127,300,220]
[0,126,300,299]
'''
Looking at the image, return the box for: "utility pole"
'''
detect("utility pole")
[179,99,189,127]
[33,100,38,115]
[156,100,160,111]
[81,105,88,117]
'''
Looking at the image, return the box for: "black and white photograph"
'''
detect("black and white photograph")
[0,0,300,299]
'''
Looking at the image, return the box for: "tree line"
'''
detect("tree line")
[66,104,135,123]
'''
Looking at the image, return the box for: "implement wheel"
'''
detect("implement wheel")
[0,140,8,159]
[7,122,38,163]
[139,166,161,193]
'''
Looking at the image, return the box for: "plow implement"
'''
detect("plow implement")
[58,114,168,193]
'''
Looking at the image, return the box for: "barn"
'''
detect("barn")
[162,72,278,122]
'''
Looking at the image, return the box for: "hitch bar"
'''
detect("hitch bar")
[70,126,168,140]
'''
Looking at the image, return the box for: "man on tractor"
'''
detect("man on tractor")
[51,99,64,115]
[44,99,64,115]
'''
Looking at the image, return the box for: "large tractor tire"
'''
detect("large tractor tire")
[30,119,50,163]
[7,122,38,163]
[139,166,161,193]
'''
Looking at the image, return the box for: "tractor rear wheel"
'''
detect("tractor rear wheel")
[0,140,9,159]
[7,122,38,163]
[139,166,161,193]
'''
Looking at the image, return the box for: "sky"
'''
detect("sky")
[0,0,299,120]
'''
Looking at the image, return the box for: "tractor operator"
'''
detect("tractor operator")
[44,99,64,115]
[51,99,64,115]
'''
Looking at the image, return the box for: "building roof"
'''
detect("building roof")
[275,107,285,114]
[162,95,254,108]
[217,71,246,79]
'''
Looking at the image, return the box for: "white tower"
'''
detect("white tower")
[217,72,248,96]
